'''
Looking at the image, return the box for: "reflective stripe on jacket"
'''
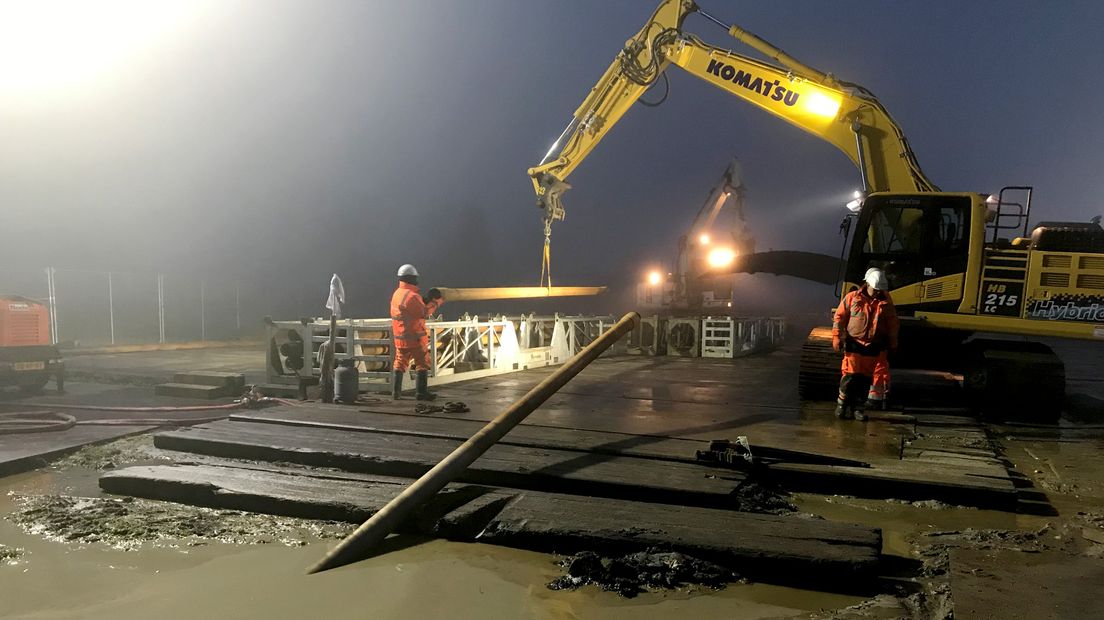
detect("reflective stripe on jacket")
[832,285,899,350]
[390,282,442,349]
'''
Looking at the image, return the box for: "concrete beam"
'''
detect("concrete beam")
[435,286,606,302]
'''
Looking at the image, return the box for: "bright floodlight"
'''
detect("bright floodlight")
[853,190,863,199]
[804,92,841,118]
[699,233,711,245]
[647,271,662,286]
[846,198,863,213]
[0,1,205,95]
[706,247,736,269]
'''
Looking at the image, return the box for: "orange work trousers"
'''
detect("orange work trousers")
[839,350,890,404]
[393,346,431,372]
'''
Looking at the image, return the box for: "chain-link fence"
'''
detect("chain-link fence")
[0,267,245,346]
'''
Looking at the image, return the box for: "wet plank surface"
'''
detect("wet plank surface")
[101,462,882,584]
[227,405,1017,508]
[155,420,748,509]
[231,406,712,463]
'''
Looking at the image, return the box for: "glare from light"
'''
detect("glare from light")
[647,271,662,286]
[846,199,863,213]
[853,190,863,199]
[804,92,841,118]
[699,233,711,245]
[706,247,737,269]
[986,194,999,206]
[0,1,208,96]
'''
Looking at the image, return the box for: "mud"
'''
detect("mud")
[731,479,797,514]
[548,549,737,598]
[53,434,171,470]
[9,494,352,550]
[0,542,23,563]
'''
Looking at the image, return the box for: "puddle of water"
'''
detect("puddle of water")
[1,468,862,620]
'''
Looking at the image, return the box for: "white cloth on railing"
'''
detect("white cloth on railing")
[325,273,346,318]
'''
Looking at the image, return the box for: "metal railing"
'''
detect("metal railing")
[264,313,623,387]
[702,316,786,358]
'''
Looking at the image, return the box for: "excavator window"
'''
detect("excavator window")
[847,195,972,297]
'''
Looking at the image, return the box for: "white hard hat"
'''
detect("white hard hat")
[397,264,419,277]
[864,267,888,291]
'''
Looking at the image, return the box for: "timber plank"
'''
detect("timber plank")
[225,407,1014,505]
[100,463,881,583]
[230,406,865,467]
[231,406,709,463]
[153,420,747,508]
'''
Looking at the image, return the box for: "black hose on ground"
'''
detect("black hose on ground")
[0,394,298,434]
[0,411,77,434]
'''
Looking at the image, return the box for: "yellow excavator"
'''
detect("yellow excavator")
[526,0,1104,421]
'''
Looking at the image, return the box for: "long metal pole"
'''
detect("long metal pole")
[157,274,165,344]
[235,282,241,334]
[200,280,206,342]
[306,311,640,574]
[46,267,58,344]
[108,272,115,345]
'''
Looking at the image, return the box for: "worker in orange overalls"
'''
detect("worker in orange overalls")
[832,268,898,421]
[391,264,444,401]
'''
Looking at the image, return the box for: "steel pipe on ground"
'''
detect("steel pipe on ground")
[435,286,606,302]
[306,311,639,574]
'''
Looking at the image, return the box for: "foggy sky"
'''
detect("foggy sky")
[3,0,1103,322]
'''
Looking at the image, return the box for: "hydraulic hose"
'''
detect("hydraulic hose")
[0,396,298,435]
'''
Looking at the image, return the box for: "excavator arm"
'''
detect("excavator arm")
[527,0,937,275]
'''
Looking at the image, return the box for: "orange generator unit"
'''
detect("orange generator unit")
[0,296,64,392]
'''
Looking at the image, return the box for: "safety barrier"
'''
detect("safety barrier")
[264,313,621,388]
[701,316,787,358]
[625,314,786,358]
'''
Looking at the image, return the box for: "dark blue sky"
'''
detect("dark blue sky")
[2,0,1102,318]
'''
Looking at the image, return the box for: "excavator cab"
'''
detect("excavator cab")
[844,193,974,312]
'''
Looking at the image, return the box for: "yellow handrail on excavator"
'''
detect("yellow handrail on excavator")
[527,0,937,283]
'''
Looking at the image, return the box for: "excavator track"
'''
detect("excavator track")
[962,339,1065,423]
[798,327,843,401]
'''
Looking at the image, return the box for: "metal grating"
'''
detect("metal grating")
[1076,274,1104,290]
[1040,272,1070,287]
[1079,256,1104,271]
[1042,254,1072,269]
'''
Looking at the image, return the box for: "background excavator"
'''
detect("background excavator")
[526,0,1104,421]
[638,157,755,311]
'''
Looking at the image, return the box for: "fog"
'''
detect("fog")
[2,0,1102,337]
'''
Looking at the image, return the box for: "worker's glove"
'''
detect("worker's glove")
[832,335,842,353]
[427,287,442,301]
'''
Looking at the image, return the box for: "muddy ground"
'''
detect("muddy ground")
[4,337,1104,618]
[4,425,1102,619]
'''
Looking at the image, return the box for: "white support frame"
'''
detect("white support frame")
[265,313,619,387]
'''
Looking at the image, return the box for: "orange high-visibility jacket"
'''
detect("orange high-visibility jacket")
[390,282,442,350]
[832,286,899,350]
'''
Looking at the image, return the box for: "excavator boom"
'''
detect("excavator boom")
[528,0,936,238]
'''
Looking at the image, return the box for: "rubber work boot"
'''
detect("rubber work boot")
[853,406,867,422]
[415,370,437,401]
[392,371,404,400]
[834,400,852,420]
